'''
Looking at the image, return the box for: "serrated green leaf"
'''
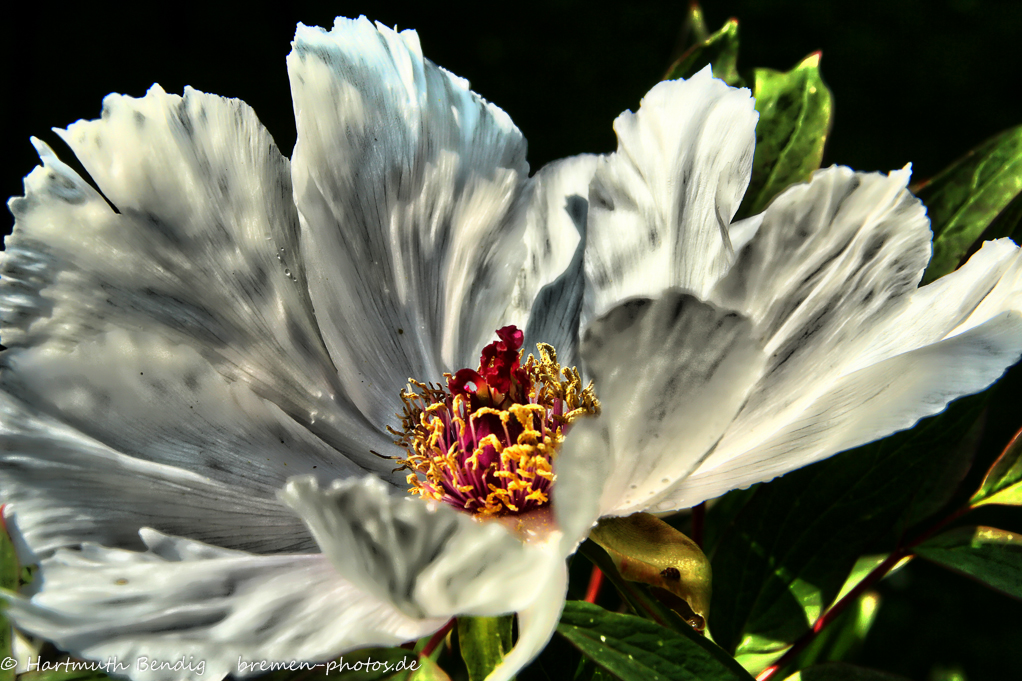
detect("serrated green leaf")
[915,525,1022,599]
[970,427,1022,507]
[735,53,832,220]
[1,515,19,681]
[783,662,910,681]
[710,393,986,660]
[663,19,741,85]
[557,601,754,681]
[458,616,513,681]
[918,124,1022,284]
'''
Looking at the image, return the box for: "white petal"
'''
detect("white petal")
[557,291,767,524]
[2,88,390,472]
[666,311,1022,508]
[4,531,443,681]
[288,18,531,426]
[280,476,562,619]
[483,561,568,681]
[515,155,599,366]
[0,388,316,557]
[3,328,366,497]
[704,166,931,464]
[584,68,757,320]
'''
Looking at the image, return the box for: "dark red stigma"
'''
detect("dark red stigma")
[448,325,530,404]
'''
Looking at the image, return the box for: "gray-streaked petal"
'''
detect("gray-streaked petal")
[583,68,757,322]
[706,166,932,461]
[0,388,317,557]
[666,311,1022,509]
[3,531,444,681]
[556,291,767,524]
[288,18,532,427]
[2,87,391,474]
[515,154,599,367]
[280,476,563,620]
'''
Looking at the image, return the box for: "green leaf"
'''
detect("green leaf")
[663,19,741,85]
[915,525,1022,599]
[557,601,754,681]
[789,590,881,669]
[783,662,910,681]
[1,514,19,681]
[709,393,986,659]
[735,53,833,220]
[458,616,513,681]
[406,655,451,681]
[970,426,1022,507]
[918,124,1022,284]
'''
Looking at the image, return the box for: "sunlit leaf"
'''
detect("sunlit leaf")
[789,590,881,670]
[663,18,741,85]
[710,394,986,659]
[783,662,911,680]
[970,426,1022,507]
[1,513,18,681]
[735,53,833,220]
[918,124,1022,283]
[458,616,513,681]
[557,601,754,681]
[406,655,451,681]
[915,525,1022,600]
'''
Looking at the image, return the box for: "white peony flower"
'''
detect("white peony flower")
[2,15,1022,681]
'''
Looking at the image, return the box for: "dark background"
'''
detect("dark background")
[3,2,1022,680]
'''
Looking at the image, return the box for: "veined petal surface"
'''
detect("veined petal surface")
[288,17,534,426]
[1,87,391,474]
[3,531,443,681]
[655,167,1022,509]
[556,291,767,527]
[583,67,757,322]
[281,476,563,619]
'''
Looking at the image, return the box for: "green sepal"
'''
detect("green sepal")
[914,525,1022,599]
[918,124,1022,284]
[589,513,711,631]
[557,601,754,681]
[970,428,1022,507]
[457,616,514,681]
[735,53,833,220]
[578,539,696,636]
[663,18,741,86]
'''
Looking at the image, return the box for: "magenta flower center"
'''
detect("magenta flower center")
[391,326,599,516]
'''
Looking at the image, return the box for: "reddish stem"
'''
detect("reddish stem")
[421,619,456,658]
[756,504,972,681]
[691,502,706,549]
[585,566,604,604]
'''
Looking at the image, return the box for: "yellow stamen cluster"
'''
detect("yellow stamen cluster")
[389,344,599,516]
